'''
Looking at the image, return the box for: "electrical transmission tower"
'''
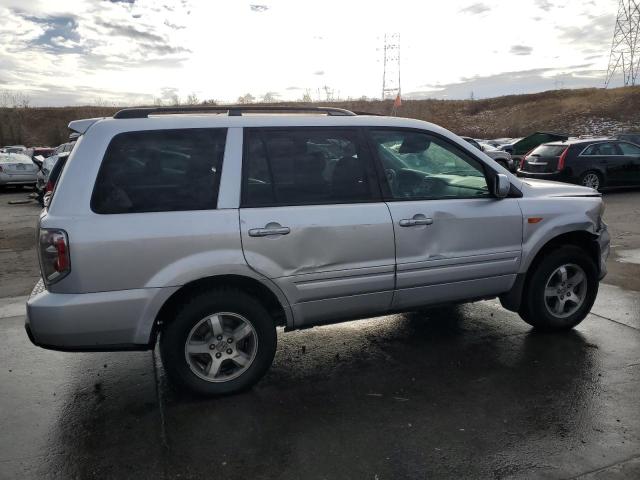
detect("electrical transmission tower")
[381,33,401,100]
[605,0,640,87]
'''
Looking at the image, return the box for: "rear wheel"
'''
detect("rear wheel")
[579,171,603,191]
[519,246,598,331]
[160,289,277,396]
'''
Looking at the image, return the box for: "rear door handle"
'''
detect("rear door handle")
[399,215,433,227]
[248,223,291,237]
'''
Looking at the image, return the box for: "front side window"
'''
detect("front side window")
[369,129,489,200]
[92,128,226,214]
[619,142,640,155]
[242,128,377,207]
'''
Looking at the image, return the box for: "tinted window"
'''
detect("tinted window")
[530,145,567,156]
[242,129,376,207]
[619,142,640,155]
[92,128,226,214]
[370,129,489,200]
[582,143,620,156]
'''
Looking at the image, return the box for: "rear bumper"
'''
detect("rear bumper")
[25,279,178,351]
[0,172,37,185]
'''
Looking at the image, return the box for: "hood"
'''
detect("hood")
[520,178,600,197]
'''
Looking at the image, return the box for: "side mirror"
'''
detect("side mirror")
[494,173,510,198]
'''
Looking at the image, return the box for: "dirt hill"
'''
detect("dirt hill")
[1,86,639,147]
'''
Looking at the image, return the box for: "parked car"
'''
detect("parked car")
[517,138,640,190]
[37,152,70,206]
[26,105,609,396]
[35,142,75,201]
[2,145,27,153]
[612,132,640,146]
[500,132,569,158]
[0,152,39,188]
[461,136,515,171]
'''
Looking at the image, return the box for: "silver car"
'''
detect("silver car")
[26,106,610,396]
[0,152,38,187]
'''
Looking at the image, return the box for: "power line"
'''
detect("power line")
[605,0,640,86]
[381,33,401,100]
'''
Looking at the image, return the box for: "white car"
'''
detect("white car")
[461,137,515,171]
[0,152,39,187]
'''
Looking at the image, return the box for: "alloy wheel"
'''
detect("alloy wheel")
[581,173,600,190]
[543,264,588,319]
[184,312,258,383]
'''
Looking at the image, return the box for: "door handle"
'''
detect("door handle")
[399,216,433,227]
[248,224,291,237]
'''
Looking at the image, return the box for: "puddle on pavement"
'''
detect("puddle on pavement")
[616,249,640,265]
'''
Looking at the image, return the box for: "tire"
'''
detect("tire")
[519,245,598,331]
[496,160,508,169]
[160,288,277,396]
[579,171,603,191]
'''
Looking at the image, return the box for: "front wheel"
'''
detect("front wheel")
[519,246,598,331]
[160,289,277,396]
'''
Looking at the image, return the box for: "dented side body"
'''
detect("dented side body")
[26,114,609,351]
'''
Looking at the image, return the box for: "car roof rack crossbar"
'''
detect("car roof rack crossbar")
[113,105,357,119]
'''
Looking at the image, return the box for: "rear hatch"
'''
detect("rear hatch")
[520,144,567,173]
[0,153,39,174]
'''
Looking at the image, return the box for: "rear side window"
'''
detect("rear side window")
[581,143,621,156]
[242,128,378,207]
[530,145,567,156]
[92,128,226,214]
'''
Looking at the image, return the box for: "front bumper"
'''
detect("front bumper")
[25,279,178,351]
[597,224,610,280]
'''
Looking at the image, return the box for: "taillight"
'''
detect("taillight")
[557,147,569,171]
[38,229,70,285]
[520,149,533,170]
[45,180,53,193]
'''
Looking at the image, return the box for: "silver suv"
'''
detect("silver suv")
[26,105,610,396]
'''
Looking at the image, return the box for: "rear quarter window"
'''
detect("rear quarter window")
[91,128,226,214]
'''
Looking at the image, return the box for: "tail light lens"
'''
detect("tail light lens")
[557,147,569,171]
[38,229,70,285]
[520,149,534,170]
[45,180,53,193]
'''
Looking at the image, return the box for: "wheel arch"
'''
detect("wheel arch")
[500,230,600,312]
[149,274,292,346]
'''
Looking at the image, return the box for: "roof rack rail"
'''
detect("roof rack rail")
[113,105,357,119]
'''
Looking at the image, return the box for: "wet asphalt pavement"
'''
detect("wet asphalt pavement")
[2,290,639,479]
[1,188,640,479]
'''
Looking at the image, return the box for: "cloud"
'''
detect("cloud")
[407,66,607,100]
[510,44,533,56]
[459,3,491,15]
[250,5,269,12]
[314,70,325,75]
[285,86,302,90]
[535,0,554,11]
[558,14,615,48]
[16,14,84,54]
[95,19,164,43]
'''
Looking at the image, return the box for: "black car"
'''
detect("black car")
[517,138,640,191]
[500,131,569,157]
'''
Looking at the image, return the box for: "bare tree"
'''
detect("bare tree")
[237,93,255,104]
[300,89,313,103]
[185,93,199,105]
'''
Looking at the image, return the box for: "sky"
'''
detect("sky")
[0,0,625,106]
